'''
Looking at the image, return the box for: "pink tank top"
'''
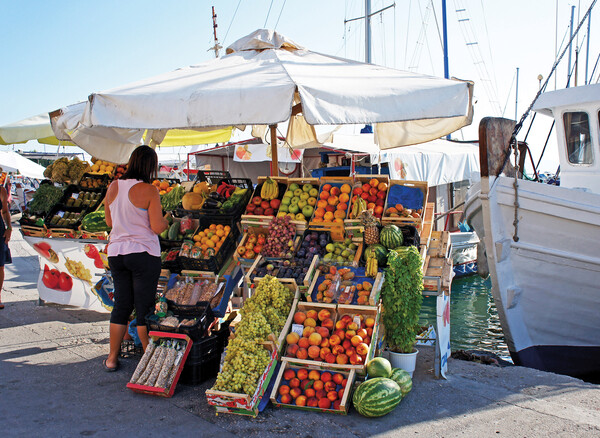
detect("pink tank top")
[107,179,160,257]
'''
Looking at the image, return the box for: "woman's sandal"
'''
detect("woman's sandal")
[102,359,119,372]
[0,303,4,309]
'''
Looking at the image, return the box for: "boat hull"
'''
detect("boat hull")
[466,176,600,378]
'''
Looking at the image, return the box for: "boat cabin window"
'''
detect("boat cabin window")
[562,111,593,164]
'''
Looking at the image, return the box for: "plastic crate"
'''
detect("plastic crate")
[78,172,111,190]
[195,170,231,185]
[44,203,87,230]
[145,306,214,341]
[60,184,106,209]
[179,325,230,385]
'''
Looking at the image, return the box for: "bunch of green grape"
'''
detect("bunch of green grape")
[211,275,295,395]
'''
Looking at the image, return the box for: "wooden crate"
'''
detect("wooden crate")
[232,226,268,266]
[346,174,390,222]
[427,231,451,259]
[241,176,288,222]
[46,227,80,239]
[270,358,356,414]
[306,268,382,306]
[419,202,435,247]
[309,176,353,231]
[282,302,380,375]
[78,225,108,241]
[381,180,429,231]
[20,225,46,237]
[205,341,278,417]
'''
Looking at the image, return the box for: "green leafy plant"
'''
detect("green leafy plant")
[381,246,423,353]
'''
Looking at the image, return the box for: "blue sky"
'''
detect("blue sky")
[1,1,598,171]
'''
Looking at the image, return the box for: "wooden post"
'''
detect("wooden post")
[270,124,279,176]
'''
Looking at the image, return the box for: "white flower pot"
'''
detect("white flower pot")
[388,349,419,377]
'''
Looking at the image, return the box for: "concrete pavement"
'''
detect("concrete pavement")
[1,227,599,437]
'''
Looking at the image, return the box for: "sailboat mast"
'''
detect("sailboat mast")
[442,0,449,79]
[365,0,372,63]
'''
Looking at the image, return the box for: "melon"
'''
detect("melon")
[388,368,413,397]
[363,244,388,265]
[366,356,392,378]
[352,377,402,417]
[380,224,403,249]
[181,192,204,210]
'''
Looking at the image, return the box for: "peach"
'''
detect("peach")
[296,347,308,360]
[329,334,341,346]
[318,309,331,321]
[342,339,352,350]
[297,369,308,380]
[321,318,334,330]
[316,326,330,339]
[345,329,356,340]
[365,317,375,328]
[341,314,353,324]
[350,335,363,347]
[335,329,346,339]
[319,347,331,360]
[338,388,345,400]
[332,344,345,355]
[335,320,347,330]
[341,378,348,388]
[324,381,337,392]
[308,345,321,359]
[320,338,330,348]
[320,372,332,382]
[302,326,315,338]
[289,377,300,388]
[295,395,307,406]
[316,389,328,400]
[306,309,318,320]
[366,327,373,337]
[308,370,321,380]
[318,398,332,409]
[286,332,300,345]
[294,311,307,325]
[290,387,302,399]
[286,344,299,357]
[336,353,348,365]
[327,390,338,402]
[283,369,296,380]
[357,328,368,339]
[313,380,324,391]
[345,347,355,357]
[333,400,342,410]
[330,186,341,196]
[333,373,344,385]
[304,387,316,398]
[349,353,364,366]
[281,393,292,404]
[307,397,318,407]
[279,385,290,395]
[325,353,336,364]
[304,317,317,328]
[364,336,371,345]
[347,321,359,331]
[356,342,369,356]
[298,337,310,349]
[308,332,322,346]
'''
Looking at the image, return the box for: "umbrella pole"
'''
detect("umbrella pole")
[270,124,279,176]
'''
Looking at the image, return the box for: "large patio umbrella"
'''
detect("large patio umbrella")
[0,113,76,146]
[51,29,473,172]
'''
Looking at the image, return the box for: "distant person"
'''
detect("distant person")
[0,180,13,309]
[103,146,168,371]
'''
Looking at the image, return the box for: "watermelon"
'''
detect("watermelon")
[380,224,403,249]
[363,244,388,264]
[389,368,413,397]
[352,377,402,417]
[366,357,392,378]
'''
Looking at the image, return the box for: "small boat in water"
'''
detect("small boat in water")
[465,82,600,378]
[450,231,479,278]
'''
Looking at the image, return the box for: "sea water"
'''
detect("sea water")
[419,274,511,361]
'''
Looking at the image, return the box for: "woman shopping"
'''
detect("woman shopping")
[103,146,168,372]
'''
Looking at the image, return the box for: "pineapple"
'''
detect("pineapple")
[359,209,380,245]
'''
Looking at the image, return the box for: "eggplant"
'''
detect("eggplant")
[208,191,226,202]
[203,198,222,209]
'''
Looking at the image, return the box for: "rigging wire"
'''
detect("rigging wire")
[479,0,500,105]
[408,0,434,72]
[404,0,412,69]
[501,70,517,118]
[264,0,275,28]
[274,0,288,29]
[222,0,242,47]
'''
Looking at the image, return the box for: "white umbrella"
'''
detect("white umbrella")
[0,151,46,179]
[51,29,473,172]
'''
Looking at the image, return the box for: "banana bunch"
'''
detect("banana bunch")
[350,197,368,219]
[260,177,279,200]
[365,256,378,278]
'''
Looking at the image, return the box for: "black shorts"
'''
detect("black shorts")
[108,252,161,326]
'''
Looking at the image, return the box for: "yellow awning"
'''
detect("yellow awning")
[154,128,233,146]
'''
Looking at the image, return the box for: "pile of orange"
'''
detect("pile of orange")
[152,179,176,195]
[312,183,352,224]
[192,224,231,256]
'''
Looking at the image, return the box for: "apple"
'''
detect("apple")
[375,198,385,207]
[279,204,289,213]
[377,191,386,199]
[261,200,270,210]
[302,205,314,218]
[270,199,281,209]
[295,213,306,221]
[302,183,313,192]
[300,192,310,200]
[264,208,274,216]
[254,207,264,215]
[293,188,303,197]
[309,188,319,197]
[307,197,317,206]
[246,203,256,212]
[252,196,262,205]
[288,183,300,192]
[297,199,307,209]
[288,204,300,214]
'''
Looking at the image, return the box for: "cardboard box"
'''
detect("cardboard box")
[126,331,192,398]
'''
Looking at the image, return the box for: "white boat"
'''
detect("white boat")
[464,83,600,378]
[450,231,479,277]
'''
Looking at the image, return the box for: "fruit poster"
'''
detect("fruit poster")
[23,236,112,313]
[233,143,303,163]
